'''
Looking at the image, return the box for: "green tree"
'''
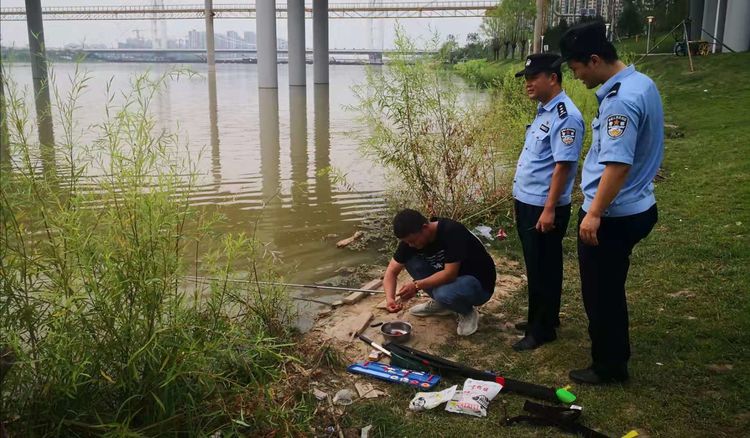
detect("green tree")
[618,0,644,37]
[543,18,569,52]
[480,0,536,59]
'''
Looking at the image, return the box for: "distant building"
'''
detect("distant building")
[244,31,256,45]
[227,31,241,49]
[118,37,152,49]
[187,29,205,49]
[554,0,624,24]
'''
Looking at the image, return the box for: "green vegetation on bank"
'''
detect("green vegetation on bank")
[0,68,314,436]
[344,52,750,437]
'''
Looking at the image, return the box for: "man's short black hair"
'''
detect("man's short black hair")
[393,209,427,239]
[568,43,619,64]
[557,21,619,65]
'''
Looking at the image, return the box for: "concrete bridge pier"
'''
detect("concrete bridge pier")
[25,0,55,155]
[288,0,306,87]
[313,0,329,84]
[257,0,278,88]
[204,0,216,72]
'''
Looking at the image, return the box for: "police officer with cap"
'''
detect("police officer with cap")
[511,53,584,352]
[555,21,663,384]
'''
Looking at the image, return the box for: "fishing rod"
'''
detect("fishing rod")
[185,276,386,295]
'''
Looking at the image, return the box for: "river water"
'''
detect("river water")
[6,62,479,327]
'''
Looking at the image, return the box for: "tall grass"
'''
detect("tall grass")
[0,66,311,436]
[352,27,511,223]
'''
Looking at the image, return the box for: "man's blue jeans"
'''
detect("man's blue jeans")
[404,256,492,315]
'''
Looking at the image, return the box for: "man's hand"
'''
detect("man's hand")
[397,282,419,302]
[536,207,556,233]
[386,299,403,313]
[579,212,601,246]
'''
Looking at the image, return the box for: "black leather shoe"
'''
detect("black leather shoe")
[512,334,545,351]
[569,367,629,385]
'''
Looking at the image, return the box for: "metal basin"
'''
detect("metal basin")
[380,321,412,344]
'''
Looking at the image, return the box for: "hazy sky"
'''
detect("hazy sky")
[0,1,485,49]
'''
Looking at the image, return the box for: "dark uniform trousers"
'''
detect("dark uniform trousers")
[577,204,658,378]
[515,200,572,342]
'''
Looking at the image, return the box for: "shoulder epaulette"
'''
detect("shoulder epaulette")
[556,102,568,119]
[606,82,621,98]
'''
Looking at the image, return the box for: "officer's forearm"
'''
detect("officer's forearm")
[588,163,631,216]
[544,162,572,210]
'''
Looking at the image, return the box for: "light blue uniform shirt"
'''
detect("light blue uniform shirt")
[581,65,664,217]
[513,91,585,207]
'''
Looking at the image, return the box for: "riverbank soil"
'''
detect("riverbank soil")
[302,52,750,437]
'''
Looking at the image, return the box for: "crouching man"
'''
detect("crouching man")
[383,209,496,336]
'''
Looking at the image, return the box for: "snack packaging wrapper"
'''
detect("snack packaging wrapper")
[445,379,502,417]
[409,385,457,411]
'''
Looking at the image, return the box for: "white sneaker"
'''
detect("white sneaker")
[457,308,479,336]
[409,299,453,317]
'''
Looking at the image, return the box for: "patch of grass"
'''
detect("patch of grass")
[615,32,677,54]
[342,52,750,437]
[453,59,519,88]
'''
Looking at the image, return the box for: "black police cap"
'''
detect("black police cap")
[553,21,610,67]
[515,53,563,78]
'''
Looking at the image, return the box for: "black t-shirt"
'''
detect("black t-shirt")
[393,218,496,293]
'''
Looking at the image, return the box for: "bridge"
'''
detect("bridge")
[0,1,497,21]
[74,48,435,55]
[6,0,497,151]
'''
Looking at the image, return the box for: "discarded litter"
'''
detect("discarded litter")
[361,425,373,438]
[332,389,354,406]
[312,388,329,400]
[409,385,457,411]
[457,378,502,417]
[445,390,476,416]
[496,227,508,240]
[355,382,386,399]
[473,225,494,240]
[367,349,383,361]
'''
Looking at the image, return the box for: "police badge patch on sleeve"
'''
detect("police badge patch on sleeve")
[560,128,576,146]
[606,115,628,138]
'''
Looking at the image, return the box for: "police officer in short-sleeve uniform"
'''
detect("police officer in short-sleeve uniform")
[511,53,585,352]
[555,22,663,384]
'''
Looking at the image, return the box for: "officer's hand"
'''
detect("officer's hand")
[397,282,418,301]
[579,213,601,246]
[536,208,556,233]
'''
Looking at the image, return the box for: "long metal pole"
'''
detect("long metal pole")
[683,20,695,72]
[25,0,55,155]
[186,276,386,294]
[204,0,216,73]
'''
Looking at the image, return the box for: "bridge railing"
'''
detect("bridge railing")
[0,1,497,20]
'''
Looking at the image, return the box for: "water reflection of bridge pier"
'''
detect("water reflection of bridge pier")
[254,84,343,254]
